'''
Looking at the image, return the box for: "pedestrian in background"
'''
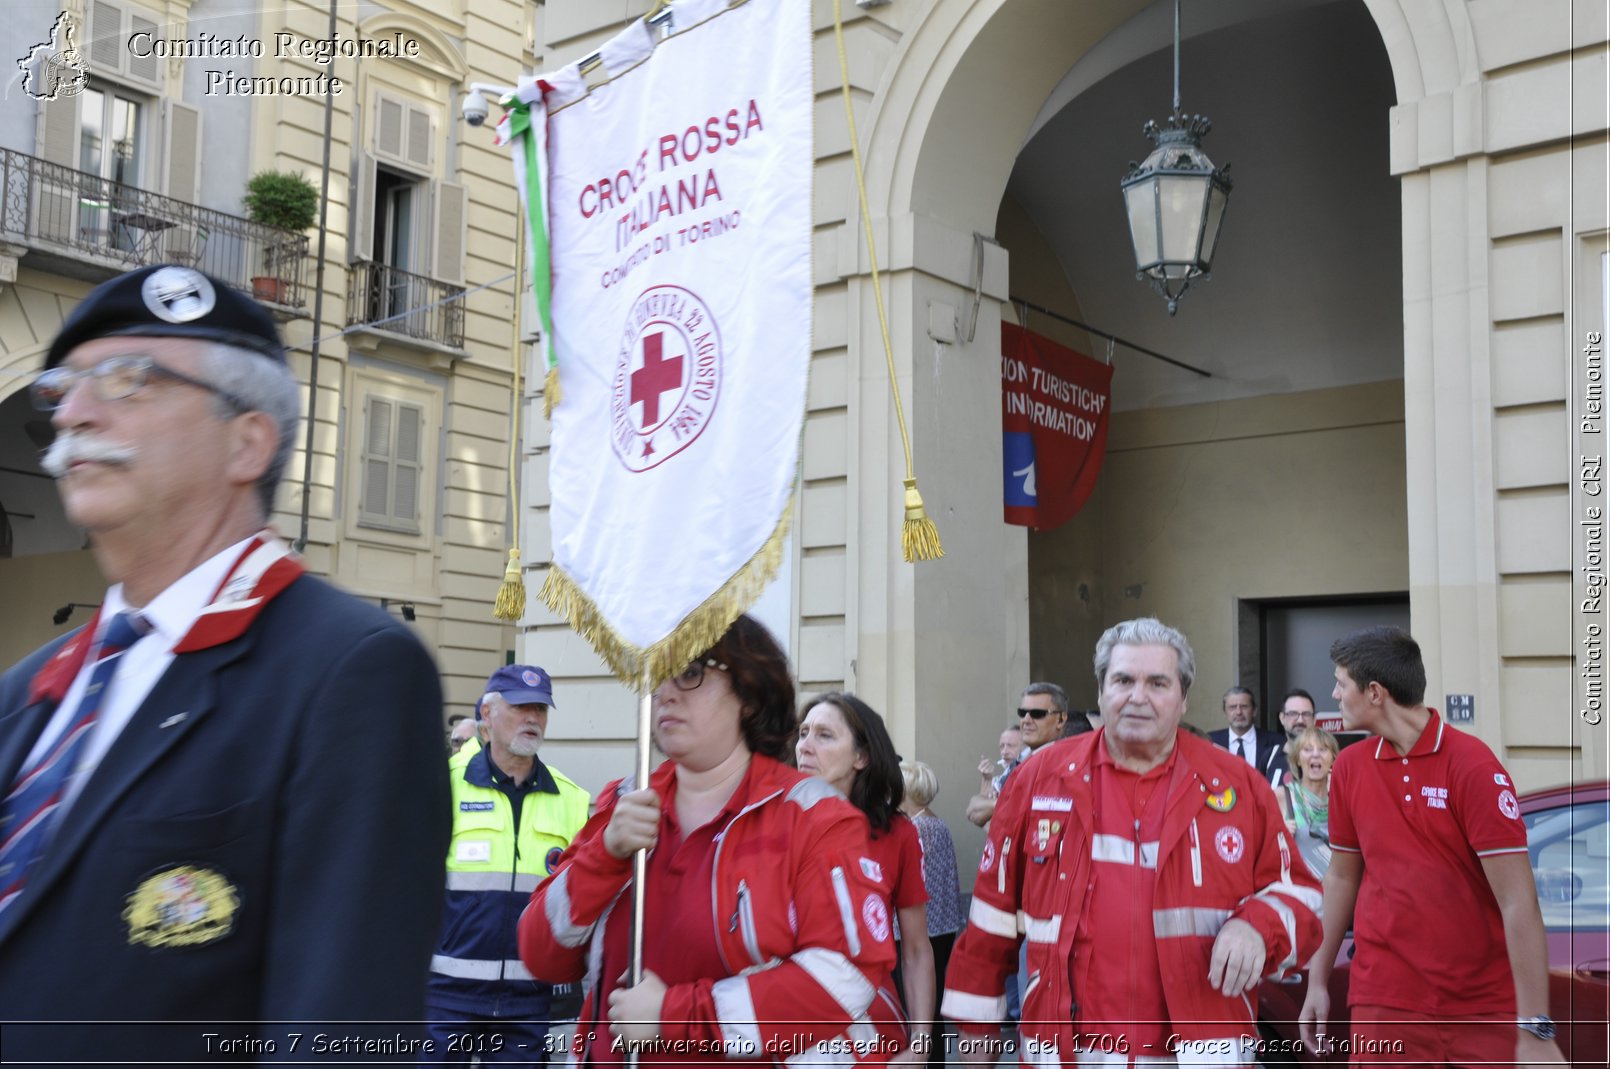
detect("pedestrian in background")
[799,692,934,1065]
[427,664,590,1062]
[900,759,964,1067]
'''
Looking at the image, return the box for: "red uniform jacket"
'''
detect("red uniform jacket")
[519,754,904,1064]
[941,730,1323,1067]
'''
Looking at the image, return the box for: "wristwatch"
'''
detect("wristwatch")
[1516,1016,1556,1041]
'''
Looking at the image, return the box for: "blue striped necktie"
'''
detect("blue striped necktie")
[0,611,148,912]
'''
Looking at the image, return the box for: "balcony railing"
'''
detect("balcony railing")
[0,146,309,307]
[346,260,465,350]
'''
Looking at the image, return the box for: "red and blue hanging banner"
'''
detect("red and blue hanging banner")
[1001,322,1114,531]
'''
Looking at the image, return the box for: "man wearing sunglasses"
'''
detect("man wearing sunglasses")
[0,266,451,1057]
[966,683,1070,829]
[1016,682,1069,758]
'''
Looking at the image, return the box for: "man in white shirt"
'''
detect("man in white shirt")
[1209,686,1284,777]
[0,265,451,1059]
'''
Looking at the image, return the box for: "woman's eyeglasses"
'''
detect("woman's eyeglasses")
[670,658,729,692]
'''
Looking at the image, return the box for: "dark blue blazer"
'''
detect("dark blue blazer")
[0,573,451,1062]
[1208,727,1287,777]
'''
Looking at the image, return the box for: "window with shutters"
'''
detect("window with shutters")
[86,1,161,87]
[372,91,435,173]
[358,396,425,534]
[349,87,467,346]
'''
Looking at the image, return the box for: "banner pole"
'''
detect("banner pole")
[624,677,652,1068]
[629,678,653,985]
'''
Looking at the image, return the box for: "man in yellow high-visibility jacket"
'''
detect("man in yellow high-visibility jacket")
[426,664,590,1064]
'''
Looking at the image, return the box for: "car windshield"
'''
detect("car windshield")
[1525,798,1610,931]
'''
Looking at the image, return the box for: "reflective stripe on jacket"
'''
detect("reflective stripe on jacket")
[518,754,906,1064]
[430,748,590,1016]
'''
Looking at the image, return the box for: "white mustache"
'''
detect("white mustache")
[41,432,139,478]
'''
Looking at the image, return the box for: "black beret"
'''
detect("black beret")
[45,265,286,369]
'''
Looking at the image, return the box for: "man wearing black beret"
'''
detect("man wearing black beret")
[0,266,451,1059]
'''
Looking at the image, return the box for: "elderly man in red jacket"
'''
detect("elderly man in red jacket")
[942,617,1322,1067]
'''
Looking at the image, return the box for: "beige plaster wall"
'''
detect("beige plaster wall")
[0,550,105,671]
[1029,382,1411,727]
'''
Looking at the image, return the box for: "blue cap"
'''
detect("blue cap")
[483,664,555,709]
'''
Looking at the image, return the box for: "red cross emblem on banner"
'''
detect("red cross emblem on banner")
[631,331,685,437]
[610,285,723,473]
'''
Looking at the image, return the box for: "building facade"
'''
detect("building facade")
[1,0,1602,876]
[0,0,540,715]
[516,0,1608,876]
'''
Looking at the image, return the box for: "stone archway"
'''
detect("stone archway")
[823,0,1444,748]
[838,0,1599,784]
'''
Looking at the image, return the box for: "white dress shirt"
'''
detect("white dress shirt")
[20,535,256,814]
[1226,727,1260,768]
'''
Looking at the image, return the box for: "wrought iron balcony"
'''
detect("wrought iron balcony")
[0,146,309,307]
[346,260,465,351]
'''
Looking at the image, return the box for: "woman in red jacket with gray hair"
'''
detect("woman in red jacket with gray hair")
[519,615,904,1066]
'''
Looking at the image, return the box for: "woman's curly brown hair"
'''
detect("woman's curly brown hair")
[697,614,797,762]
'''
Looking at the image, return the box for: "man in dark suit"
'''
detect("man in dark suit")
[0,266,451,1061]
[1265,687,1317,786]
[1208,686,1285,778]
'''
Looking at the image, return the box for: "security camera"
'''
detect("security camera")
[462,89,490,127]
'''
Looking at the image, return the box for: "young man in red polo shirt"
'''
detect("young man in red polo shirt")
[1298,626,1564,1068]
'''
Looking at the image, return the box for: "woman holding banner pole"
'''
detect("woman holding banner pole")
[518,615,905,1065]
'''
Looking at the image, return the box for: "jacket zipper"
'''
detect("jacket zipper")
[1189,818,1203,887]
[729,879,763,965]
[709,787,785,975]
[998,836,1012,895]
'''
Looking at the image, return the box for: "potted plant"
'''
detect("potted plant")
[243,170,318,302]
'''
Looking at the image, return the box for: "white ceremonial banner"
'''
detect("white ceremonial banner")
[540,0,810,683]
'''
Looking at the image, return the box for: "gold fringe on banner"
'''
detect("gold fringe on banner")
[493,548,527,621]
[542,364,561,420]
[540,500,793,688]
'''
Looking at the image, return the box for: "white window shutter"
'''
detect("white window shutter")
[360,397,393,522]
[162,99,200,203]
[126,11,159,84]
[351,151,376,261]
[432,181,466,285]
[88,1,122,73]
[392,403,423,528]
[375,93,404,163]
[35,91,80,242]
[38,91,78,166]
[405,104,433,171]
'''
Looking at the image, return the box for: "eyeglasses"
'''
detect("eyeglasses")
[670,657,729,692]
[1018,706,1062,720]
[31,355,250,413]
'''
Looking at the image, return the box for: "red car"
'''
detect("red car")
[1259,781,1610,1066]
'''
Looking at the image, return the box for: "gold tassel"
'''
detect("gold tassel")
[901,477,943,562]
[542,365,561,420]
[541,501,793,687]
[493,548,526,621]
